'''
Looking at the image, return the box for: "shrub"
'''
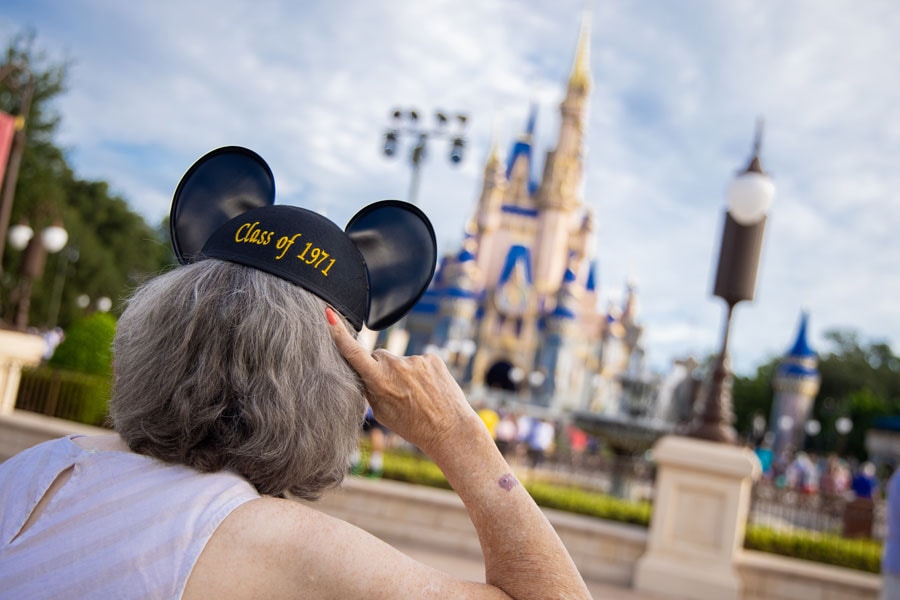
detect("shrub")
[379,450,651,524]
[48,312,116,376]
[525,481,652,526]
[383,451,453,490]
[23,312,118,426]
[744,525,882,574]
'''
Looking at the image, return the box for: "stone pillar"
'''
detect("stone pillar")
[0,329,45,414]
[634,435,761,600]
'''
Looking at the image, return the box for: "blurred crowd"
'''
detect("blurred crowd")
[474,405,596,470]
[753,433,888,500]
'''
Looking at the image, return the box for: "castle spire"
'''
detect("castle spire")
[485,116,501,169]
[505,107,537,184]
[525,101,538,138]
[787,310,815,358]
[531,14,591,294]
[568,9,592,93]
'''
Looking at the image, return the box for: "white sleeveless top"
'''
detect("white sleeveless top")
[0,435,260,599]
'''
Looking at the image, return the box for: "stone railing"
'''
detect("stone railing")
[0,329,45,414]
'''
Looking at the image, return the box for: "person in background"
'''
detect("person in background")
[852,462,879,500]
[845,460,879,538]
[882,467,900,600]
[476,404,500,441]
[787,452,818,494]
[494,411,518,457]
[526,419,556,469]
[820,454,851,496]
[566,423,588,469]
[754,433,775,481]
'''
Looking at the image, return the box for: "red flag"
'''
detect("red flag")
[0,111,17,192]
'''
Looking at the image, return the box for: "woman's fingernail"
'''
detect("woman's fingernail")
[325,307,339,326]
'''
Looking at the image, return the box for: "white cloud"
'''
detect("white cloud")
[3,0,899,375]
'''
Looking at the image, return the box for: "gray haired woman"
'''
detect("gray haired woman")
[0,147,590,599]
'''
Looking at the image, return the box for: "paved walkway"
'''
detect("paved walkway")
[384,535,666,599]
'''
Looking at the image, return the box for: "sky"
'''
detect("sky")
[2,0,899,375]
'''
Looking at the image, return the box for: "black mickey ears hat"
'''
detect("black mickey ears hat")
[170,146,437,331]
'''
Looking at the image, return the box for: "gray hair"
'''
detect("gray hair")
[110,259,365,500]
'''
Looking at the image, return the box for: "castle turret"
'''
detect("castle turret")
[535,264,582,408]
[533,11,591,295]
[474,132,506,279]
[504,106,538,209]
[474,132,506,234]
[769,311,821,456]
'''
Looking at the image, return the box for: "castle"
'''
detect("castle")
[403,16,647,415]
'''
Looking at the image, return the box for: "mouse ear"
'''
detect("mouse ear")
[345,200,437,330]
[170,146,276,264]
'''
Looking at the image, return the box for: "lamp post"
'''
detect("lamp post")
[529,370,547,406]
[804,418,821,452]
[835,416,853,455]
[96,296,113,313]
[8,222,68,330]
[382,108,468,205]
[689,120,775,444]
[375,108,468,356]
[46,246,79,328]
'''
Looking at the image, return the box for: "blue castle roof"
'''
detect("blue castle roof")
[776,311,819,379]
[499,244,533,285]
[505,104,540,194]
[552,305,577,319]
[501,204,538,218]
[586,261,597,292]
[787,312,816,358]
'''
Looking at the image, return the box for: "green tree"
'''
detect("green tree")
[812,330,900,459]
[48,312,116,376]
[0,31,70,302]
[733,327,900,459]
[1,32,174,329]
[732,358,778,442]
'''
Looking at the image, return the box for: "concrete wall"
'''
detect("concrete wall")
[738,551,882,600]
[0,411,883,599]
[311,477,648,588]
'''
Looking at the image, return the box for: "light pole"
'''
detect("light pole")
[804,418,821,452]
[689,120,775,444]
[374,108,468,356]
[8,222,68,330]
[46,246,79,328]
[836,416,853,455]
[382,108,468,205]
